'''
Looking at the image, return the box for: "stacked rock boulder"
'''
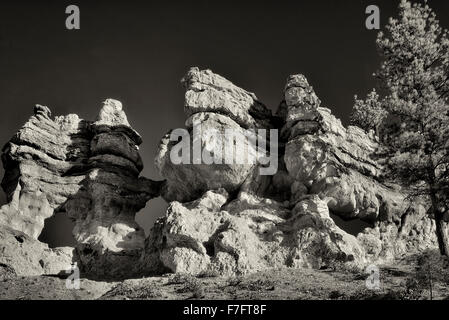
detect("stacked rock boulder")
[155,68,275,203]
[0,100,161,279]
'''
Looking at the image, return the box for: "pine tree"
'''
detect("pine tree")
[350,89,387,135]
[354,0,449,256]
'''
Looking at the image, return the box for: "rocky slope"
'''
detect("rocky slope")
[0,67,439,280]
[2,250,448,300]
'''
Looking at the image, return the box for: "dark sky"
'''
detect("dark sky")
[0,0,448,246]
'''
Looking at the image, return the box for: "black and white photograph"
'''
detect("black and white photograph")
[0,0,448,312]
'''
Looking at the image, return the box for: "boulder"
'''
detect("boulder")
[183,67,272,129]
[156,68,275,202]
[0,224,73,276]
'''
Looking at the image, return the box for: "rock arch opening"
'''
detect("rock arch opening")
[329,211,373,236]
[38,212,76,248]
[135,196,168,236]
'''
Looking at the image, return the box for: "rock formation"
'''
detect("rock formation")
[147,68,437,275]
[0,100,161,279]
[143,189,367,276]
[0,67,439,279]
[279,75,437,263]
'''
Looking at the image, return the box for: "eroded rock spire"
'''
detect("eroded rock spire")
[0,100,162,279]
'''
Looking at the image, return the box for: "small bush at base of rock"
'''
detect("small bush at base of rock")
[174,276,205,298]
[197,270,220,278]
[167,273,196,285]
[237,278,276,292]
[101,280,163,300]
[0,264,16,282]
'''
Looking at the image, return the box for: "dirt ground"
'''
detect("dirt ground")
[1,250,448,300]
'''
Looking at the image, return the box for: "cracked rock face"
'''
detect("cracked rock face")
[0,100,161,279]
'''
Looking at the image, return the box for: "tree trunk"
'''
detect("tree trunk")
[435,212,449,257]
[430,192,449,257]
